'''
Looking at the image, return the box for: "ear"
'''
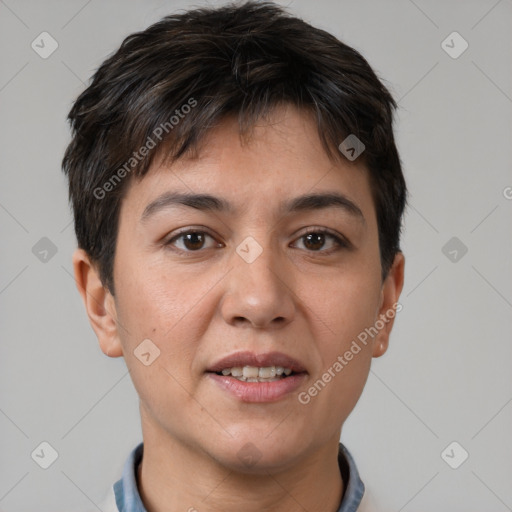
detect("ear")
[372,252,405,358]
[72,248,123,358]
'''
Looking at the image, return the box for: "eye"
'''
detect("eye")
[165,229,221,252]
[292,229,348,253]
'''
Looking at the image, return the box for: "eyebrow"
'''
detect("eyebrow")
[140,191,365,224]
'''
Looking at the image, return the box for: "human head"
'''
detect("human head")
[63,0,406,479]
[62,0,406,295]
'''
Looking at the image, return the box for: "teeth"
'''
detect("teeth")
[231,367,243,377]
[243,366,259,379]
[218,365,294,381]
[259,367,276,378]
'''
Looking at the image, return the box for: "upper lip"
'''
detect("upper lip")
[206,351,307,373]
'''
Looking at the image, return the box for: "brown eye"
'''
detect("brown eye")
[166,230,219,252]
[181,232,206,250]
[303,232,326,251]
[293,229,347,253]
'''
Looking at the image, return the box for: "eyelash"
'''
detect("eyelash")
[164,227,349,255]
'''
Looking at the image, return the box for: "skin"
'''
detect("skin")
[73,104,404,512]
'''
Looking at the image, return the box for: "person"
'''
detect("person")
[62,1,406,510]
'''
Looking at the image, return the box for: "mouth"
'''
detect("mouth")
[206,350,307,378]
[205,351,308,402]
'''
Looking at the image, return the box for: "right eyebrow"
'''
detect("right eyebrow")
[140,192,234,223]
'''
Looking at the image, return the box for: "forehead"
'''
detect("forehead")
[121,105,375,223]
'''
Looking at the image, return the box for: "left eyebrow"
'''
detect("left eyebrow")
[281,192,365,224]
[140,191,365,224]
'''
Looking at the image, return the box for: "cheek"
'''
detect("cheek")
[299,263,380,416]
[115,254,209,343]
[112,256,209,394]
[305,264,381,350]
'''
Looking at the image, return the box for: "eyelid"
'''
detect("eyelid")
[167,225,215,239]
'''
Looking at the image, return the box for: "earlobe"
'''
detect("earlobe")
[372,340,387,358]
[72,248,123,358]
[372,252,405,358]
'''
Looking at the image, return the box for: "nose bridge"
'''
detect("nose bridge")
[221,233,295,328]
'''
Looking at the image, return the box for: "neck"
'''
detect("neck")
[137,424,344,512]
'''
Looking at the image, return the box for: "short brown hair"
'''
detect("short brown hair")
[62,0,407,294]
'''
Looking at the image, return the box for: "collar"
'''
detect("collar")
[113,441,365,512]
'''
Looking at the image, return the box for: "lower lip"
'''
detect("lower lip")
[207,373,307,403]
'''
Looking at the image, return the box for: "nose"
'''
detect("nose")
[220,238,296,330]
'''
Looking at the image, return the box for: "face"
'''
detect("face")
[76,104,404,473]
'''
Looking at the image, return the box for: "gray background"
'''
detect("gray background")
[1,0,511,510]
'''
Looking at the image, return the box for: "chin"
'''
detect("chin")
[206,431,306,474]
